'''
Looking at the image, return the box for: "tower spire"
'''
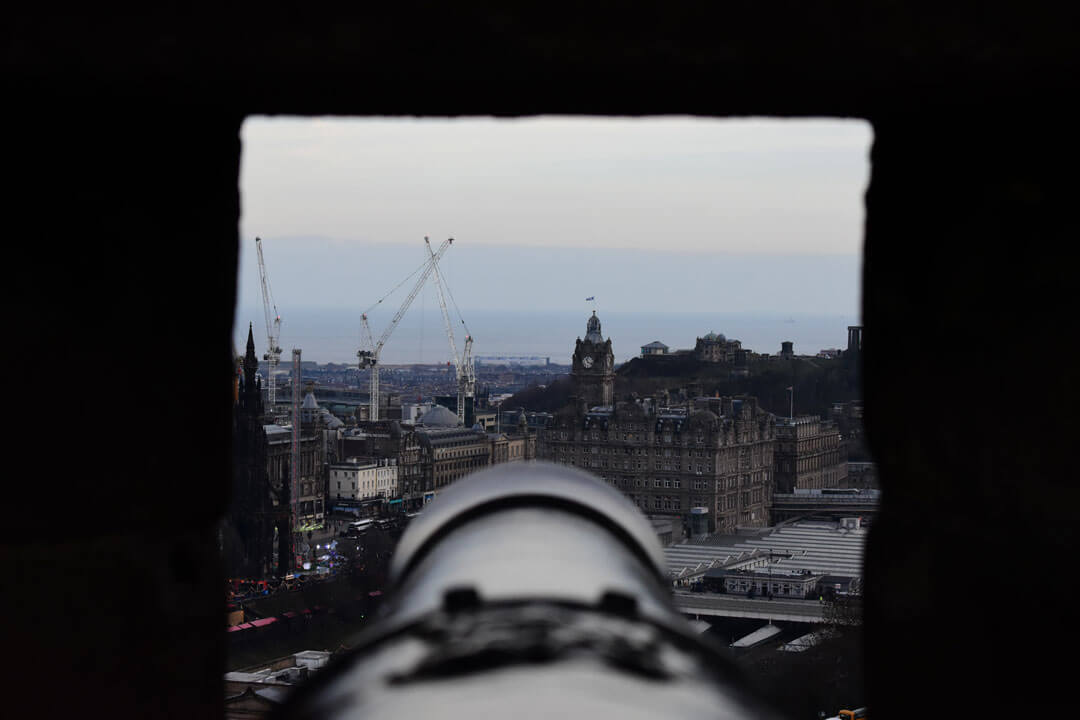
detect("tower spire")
[242,323,261,410]
[585,311,603,343]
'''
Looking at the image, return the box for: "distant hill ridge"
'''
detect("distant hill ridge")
[504,353,859,420]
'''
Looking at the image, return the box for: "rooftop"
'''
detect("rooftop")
[775,415,820,427]
[331,456,396,469]
[416,426,489,447]
[664,519,867,582]
[417,404,459,428]
[225,650,332,687]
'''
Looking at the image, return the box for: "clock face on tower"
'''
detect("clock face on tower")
[573,312,614,408]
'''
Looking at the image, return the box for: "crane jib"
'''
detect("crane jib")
[255,237,283,413]
[375,239,451,353]
[359,237,453,422]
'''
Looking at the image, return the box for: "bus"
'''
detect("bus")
[347,519,375,535]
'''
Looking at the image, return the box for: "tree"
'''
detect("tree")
[822,593,862,629]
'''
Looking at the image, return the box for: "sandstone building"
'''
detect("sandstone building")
[339,407,537,510]
[488,415,537,464]
[329,457,398,502]
[340,421,423,507]
[417,426,492,493]
[540,313,777,533]
[572,311,615,407]
[640,341,669,357]
[773,415,848,493]
[694,332,743,363]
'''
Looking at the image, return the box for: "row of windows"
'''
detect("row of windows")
[575,445,726,460]
[605,476,684,490]
[556,430,704,443]
[574,456,732,474]
[604,475,769,493]
[714,489,764,511]
[628,494,682,511]
[558,427,773,446]
[336,478,396,490]
[548,444,771,471]
[438,458,486,471]
[435,446,489,459]
[725,580,811,597]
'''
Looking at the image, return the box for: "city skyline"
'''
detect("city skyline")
[234,306,857,367]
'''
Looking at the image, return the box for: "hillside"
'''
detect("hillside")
[499,375,575,413]
[504,354,860,420]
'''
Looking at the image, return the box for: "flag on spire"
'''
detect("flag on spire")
[586,296,595,301]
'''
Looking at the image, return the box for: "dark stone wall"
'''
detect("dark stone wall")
[4,3,1077,718]
[863,115,1078,716]
[4,109,240,718]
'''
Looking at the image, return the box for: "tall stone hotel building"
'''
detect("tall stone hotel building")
[773,416,848,493]
[539,313,776,533]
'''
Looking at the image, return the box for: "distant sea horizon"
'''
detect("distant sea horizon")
[234,306,859,367]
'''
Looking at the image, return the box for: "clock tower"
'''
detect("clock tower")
[572,311,615,408]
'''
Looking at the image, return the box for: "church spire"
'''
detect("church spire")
[246,322,257,363]
[243,322,260,402]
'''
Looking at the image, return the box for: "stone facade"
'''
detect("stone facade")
[473,407,498,431]
[265,424,326,530]
[329,457,398,502]
[845,461,879,490]
[640,341,669,357]
[572,311,615,407]
[337,417,533,508]
[830,400,870,462]
[694,332,742,363]
[773,415,848,493]
[540,396,776,533]
[489,429,536,465]
[416,427,492,493]
[541,314,777,533]
[340,421,422,506]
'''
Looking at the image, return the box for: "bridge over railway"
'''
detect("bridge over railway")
[770,491,880,523]
[673,591,826,623]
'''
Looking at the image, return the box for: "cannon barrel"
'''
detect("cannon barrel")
[276,462,781,719]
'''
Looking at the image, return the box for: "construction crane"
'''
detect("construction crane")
[358,238,453,421]
[425,236,475,425]
[255,237,283,415]
[291,348,302,538]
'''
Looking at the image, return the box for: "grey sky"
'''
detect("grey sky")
[237,116,871,322]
